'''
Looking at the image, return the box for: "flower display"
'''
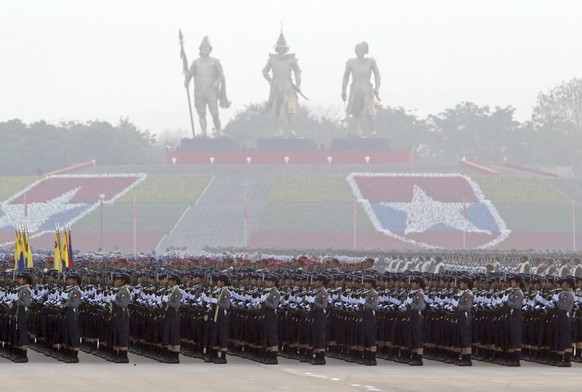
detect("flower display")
[347,172,511,249]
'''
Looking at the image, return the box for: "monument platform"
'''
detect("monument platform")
[331,136,390,150]
[180,137,239,151]
[166,149,412,165]
[256,137,316,151]
[169,136,410,165]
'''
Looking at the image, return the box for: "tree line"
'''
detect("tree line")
[1,77,580,176]
[224,77,582,174]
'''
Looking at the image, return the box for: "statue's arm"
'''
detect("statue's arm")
[262,60,272,84]
[214,60,226,86]
[372,59,381,92]
[292,59,302,88]
[185,62,195,87]
[341,62,351,100]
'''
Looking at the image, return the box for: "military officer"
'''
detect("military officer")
[162,274,182,363]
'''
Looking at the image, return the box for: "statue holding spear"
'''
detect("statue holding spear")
[180,31,231,137]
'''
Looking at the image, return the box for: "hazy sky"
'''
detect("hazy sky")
[1,0,581,136]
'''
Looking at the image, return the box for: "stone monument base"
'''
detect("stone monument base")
[180,137,239,151]
[331,136,390,151]
[256,137,316,151]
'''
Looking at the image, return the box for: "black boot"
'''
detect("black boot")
[13,348,28,363]
[311,352,326,365]
[506,351,520,367]
[364,351,377,366]
[68,349,80,363]
[265,350,278,365]
[214,350,227,364]
[114,350,129,364]
[456,354,472,366]
[167,350,179,364]
[557,352,572,367]
[355,350,366,365]
[409,352,423,366]
[204,348,215,363]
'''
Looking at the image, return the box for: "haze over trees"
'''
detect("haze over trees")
[1,77,581,176]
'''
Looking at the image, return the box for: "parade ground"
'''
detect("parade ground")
[1,350,580,392]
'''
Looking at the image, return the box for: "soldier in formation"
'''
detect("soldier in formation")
[1,264,581,370]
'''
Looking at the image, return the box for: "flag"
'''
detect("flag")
[17,230,25,272]
[54,229,62,272]
[67,228,74,267]
[61,229,69,270]
[25,228,33,268]
[14,229,19,270]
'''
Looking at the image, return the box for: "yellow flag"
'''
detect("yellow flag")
[54,230,62,272]
[14,229,20,270]
[25,229,33,268]
[61,230,69,268]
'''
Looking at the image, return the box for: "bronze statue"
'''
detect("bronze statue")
[262,32,303,136]
[184,36,230,137]
[341,42,381,136]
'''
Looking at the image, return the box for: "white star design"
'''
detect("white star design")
[382,185,491,235]
[0,187,86,232]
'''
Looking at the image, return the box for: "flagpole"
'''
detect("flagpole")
[133,195,137,257]
[13,227,18,281]
[572,200,576,252]
[23,192,27,226]
[243,195,248,248]
[353,197,357,250]
[463,197,467,250]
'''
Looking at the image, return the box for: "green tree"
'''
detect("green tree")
[373,106,428,154]
[530,77,582,174]
[223,103,342,147]
[532,77,582,134]
[0,118,160,175]
[426,102,520,162]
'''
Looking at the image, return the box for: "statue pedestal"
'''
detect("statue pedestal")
[331,136,390,151]
[256,137,316,151]
[180,137,239,151]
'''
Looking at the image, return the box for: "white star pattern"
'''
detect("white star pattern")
[0,188,86,232]
[381,185,491,235]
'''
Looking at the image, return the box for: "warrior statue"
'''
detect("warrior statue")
[262,31,303,137]
[184,36,230,137]
[341,42,381,136]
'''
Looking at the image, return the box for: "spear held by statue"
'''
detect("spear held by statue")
[179,29,196,137]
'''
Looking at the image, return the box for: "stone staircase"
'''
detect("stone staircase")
[155,173,275,252]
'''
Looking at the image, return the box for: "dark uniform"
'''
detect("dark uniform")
[110,276,131,363]
[505,283,524,366]
[63,282,82,361]
[408,285,425,365]
[555,279,574,367]
[311,281,328,365]
[207,275,230,364]
[263,282,280,364]
[455,286,474,366]
[162,281,182,363]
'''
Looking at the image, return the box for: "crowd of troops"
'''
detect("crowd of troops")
[1,264,581,368]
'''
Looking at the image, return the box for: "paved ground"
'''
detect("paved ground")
[1,350,581,392]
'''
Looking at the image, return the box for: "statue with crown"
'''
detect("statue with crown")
[181,34,231,138]
[262,31,304,137]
